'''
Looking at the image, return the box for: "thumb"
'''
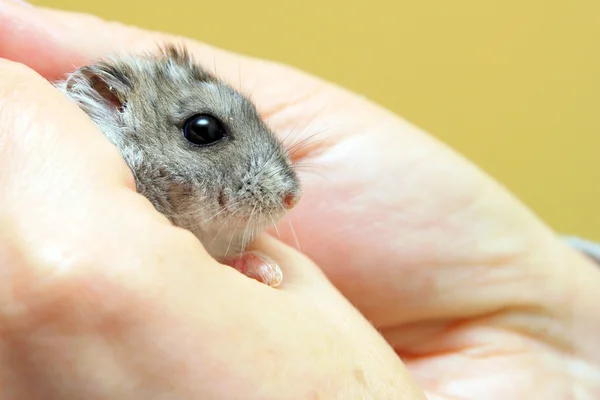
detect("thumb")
[248,234,333,291]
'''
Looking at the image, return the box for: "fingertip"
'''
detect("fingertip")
[247,235,331,290]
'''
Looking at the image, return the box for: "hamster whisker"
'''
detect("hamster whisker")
[174,201,241,227]
[287,217,301,252]
[240,203,259,255]
[250,209,262,248]
[270,213,281,239]
[200,208,232,224]
[249,204,260,248]
[290,163,331,184]
[272,104,328,148]
[208,207,244,248]
[288,124,335,146]
[224,210,248,260]
[245,203,259,251]
[278,118,302,148]
[240,218,250,256]
[261,123,318,179]
[278,202,301,252]
[262,165,293,180]
[286,127,336,159]
[252,208,265,247]
[292,161,321,168]
[262,165,305,184]
[202,202,244,224]
[286,132,321,154]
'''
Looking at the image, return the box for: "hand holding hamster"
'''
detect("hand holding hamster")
[0,61,420,399]
[54,45,301,287]
[2,3,600,399]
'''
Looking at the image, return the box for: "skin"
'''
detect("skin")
[0,59,421,400]
[0,1,599,399]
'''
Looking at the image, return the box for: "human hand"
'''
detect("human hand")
[0,57,427,398]
[1,2,599,398]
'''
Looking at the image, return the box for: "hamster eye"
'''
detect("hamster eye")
[183,114,225,145]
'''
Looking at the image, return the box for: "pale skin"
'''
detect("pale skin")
[0,2,599,399]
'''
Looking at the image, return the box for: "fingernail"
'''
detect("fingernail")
[247,251,283,287]
[256,262,283,287]
[227,251,283,288]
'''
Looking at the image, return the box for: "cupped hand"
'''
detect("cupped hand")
[1,2,599,398]
[0,58,425,399]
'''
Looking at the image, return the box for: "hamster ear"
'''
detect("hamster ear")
[160,43,213,81]
[65,64,131,111]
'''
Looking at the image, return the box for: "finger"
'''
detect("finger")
[0,2,263,89]
[0,2,328,124]
[248,234,332,290]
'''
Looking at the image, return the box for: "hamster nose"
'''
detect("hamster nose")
[282,192,299,210]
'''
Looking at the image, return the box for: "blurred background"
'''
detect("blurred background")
[32,0,600,240]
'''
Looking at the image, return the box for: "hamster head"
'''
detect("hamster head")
[57,45,301,260]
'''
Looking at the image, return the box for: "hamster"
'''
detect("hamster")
[54,45,301,287]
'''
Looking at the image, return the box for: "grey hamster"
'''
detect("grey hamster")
[54,45,301,261]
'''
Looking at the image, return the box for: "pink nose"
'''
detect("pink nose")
[283,193,299,210]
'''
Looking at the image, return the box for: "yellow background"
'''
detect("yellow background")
[32,0,600,240]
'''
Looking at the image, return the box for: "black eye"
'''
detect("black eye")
[182,114,226,145]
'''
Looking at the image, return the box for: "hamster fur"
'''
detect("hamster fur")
[54,45,301,261]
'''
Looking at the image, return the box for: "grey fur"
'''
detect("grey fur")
[54,45,300,260]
